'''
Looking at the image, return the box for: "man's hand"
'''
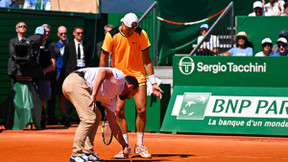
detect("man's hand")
[88,94,97,112]
[152,84,164,99]
[123,146,132,161]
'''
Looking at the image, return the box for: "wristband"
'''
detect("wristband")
[122,143,129,149]
[148,74,156,85]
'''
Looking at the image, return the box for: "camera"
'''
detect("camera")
[8,34,44,80]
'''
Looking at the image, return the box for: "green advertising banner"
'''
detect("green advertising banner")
[161,56,288,136]
[174,56,288,87]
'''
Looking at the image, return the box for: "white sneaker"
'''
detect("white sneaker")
[114,149,132,159]
[83,152,104,162]
[134,144,151,158]
[69,155,88,162]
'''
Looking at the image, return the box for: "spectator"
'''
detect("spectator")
[280,3,288,16]
[255,38,274,56]
[9,0,19,8]
[272,30,288,54]
[249,1,271,16]
[0,0,10,7]
[23,0,51,10]
[36,25,56,127]
[62,26,91,127]
[8,22,28,87]
[196,24,220,56]
[49,26,68,125]
[222,31,253,56]
[97,24,114,67]
[273,37,288,56]
[264,0,285,16]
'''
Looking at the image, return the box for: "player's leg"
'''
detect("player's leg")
[133,85,151,158]
[114,97,132,159]
[134,85,147,134]
[115,98,128,134]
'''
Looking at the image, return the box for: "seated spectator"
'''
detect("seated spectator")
[264,0,285,16]
[196,24,219,56]
[249,1,271,16]
[272,30,288,53]
[255,38,274,56]
[9,0,19,8]
[280,3,288,16]
[0,0,10,7]
[23,0,51,10]
[273,37,288,56]
[222,31,253,56]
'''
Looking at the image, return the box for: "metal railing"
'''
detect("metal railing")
[189,2,234,56]
[139,1,158,65]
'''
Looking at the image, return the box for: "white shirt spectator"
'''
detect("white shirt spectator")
[197,35,220,50]
[264,0,285,16]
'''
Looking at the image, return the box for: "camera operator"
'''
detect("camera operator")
[8,22,28,87]
[6,24,47,130]
[36,25,56,126]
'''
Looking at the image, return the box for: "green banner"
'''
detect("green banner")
[161,56,288,135]
[174,56,288,87]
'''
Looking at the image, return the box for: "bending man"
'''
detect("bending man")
[63,67,138,162]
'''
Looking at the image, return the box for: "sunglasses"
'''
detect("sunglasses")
[76,32,84,35]
[60,33,68,36]
[18,25,27,29]
[278,44,287,48]
[237,36,246,40]
[262,43,272,47]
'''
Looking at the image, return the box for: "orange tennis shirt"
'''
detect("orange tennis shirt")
[102,27,151,84]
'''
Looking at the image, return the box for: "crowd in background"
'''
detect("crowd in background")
[8,22,113,127]
[0,0,51,10]
[196,1,288,57]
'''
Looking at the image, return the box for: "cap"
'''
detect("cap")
[261,38,272,44]
[120,13,138,28]
[35,26,46,35]
[200,24,209,29]
[279,30,288,37]
[277,37,288,44]
[253,1,263,8]
[233,31,250,41]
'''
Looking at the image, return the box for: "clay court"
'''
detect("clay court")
[1,124,288,162]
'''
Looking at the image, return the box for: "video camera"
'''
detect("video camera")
[9,26,46,80]
[13,34,42,64]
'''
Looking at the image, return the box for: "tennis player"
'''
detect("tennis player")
[62,67,138,162]
[100,12,163,158]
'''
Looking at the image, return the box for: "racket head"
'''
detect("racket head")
[102,120,113,145]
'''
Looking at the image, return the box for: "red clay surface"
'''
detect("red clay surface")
[1,124,288,162]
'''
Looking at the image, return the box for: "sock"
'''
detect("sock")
[136,132,144,146]
[123,134,129,144]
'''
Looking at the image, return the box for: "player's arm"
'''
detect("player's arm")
[105,107,131,158]
[142,48,163,97]
[99,50,109,67]
[89,68,114,108]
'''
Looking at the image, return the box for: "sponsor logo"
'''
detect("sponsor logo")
[172,93,288,120]
[178,57,267,74]
[178,57,195,75]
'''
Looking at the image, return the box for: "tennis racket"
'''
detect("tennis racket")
[101,116,113,145]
